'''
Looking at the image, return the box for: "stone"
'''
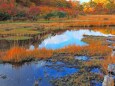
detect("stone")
[102,64,115,86]
[34,80,39,86]
[108,64,115,74]
[102,75,114,86]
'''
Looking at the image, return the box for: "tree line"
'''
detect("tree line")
[0,0,115,21]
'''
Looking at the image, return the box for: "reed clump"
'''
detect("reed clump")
[56,44,112,56]
[0,43,112,63]
[101,56,115,73]
[1,47,53,63]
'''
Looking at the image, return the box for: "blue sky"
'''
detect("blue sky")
[80,0,90,3]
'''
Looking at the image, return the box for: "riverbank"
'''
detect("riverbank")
[0,15,115,27]
[0,15,115,43]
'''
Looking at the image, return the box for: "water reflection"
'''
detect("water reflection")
[0,61,79,86]
[90,68,102,74]
[75,56,90,61]
[91,80,102,86]
[29,45,35,50]
[39,30,114,49]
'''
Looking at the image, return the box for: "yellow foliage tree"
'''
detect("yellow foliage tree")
[93,0,109,4]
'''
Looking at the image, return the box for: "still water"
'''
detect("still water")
[38,29,114,49]
[0,61,79,86]
[1,28,115,86]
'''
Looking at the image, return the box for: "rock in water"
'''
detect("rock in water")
[102,64,115,86]
[102,75,114,86]
[34,80,38,86]
[108,64,115,74]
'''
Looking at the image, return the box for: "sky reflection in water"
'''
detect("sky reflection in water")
[0,61,79,86]
[39,29,113,49]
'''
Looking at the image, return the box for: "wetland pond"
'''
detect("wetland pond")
[0,61,79,86]
[0,28,115,86]
[38,29,114,49]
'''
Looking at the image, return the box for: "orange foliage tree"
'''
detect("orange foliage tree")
[0,0,16,15]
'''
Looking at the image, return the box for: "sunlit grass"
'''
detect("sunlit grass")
[1,36,32,41]
[82,36,108,45]
[56,43,112,56]
[0,47,53,63]
[0,28,40,35]
[101,56,115,73]
[0,43,112,63]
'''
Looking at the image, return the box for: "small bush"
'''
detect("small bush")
[0,12,11,21]
[27,6,40,21]
[56,11,66,18]
[44,13,55,20]
[16,12,26,18]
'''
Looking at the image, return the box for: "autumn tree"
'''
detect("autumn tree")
[27,6,40,20]
[106,2,115,14]
[93,0,109,4]
[0,0,17,20]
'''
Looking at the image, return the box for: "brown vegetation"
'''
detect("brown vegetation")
[0,43,112,63]
[101,56,115,73]
[0,47,53,63]
[56,44,112,56]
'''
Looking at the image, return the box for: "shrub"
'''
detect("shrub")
[16,12,26,18]
[56,11,66,18]
[27,6,40,21]
[0,12,11,21]
[44,13,55,20]
[0,0,16,15]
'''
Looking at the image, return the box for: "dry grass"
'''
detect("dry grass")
[0,43,112,63]
[78,15,115,21]
[0,15,115,30]
[93,27,115,35]
[82,36,107,45]
[56,44,112,56]
[29,48,53,59]
[1,47,29,62]
[0,47,53,63]
[101,56,115,73]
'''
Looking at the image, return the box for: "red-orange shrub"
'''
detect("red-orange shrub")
[1,47,28,62]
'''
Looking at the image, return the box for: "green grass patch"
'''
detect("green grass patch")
[0,28,40,35]
[82,35,108,45]
[1,36,33,41]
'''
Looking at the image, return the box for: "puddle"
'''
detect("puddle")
[91,80,102,86]
[0,61,79,86]
[75,56,90,61]
[90,68,102,74]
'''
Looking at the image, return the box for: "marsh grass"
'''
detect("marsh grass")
[56,44,112,56]
[0,47,53,63]
[101,56,115,73]
[1,36,33,41]
[82,36,108,45]
[0,43,112,63]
